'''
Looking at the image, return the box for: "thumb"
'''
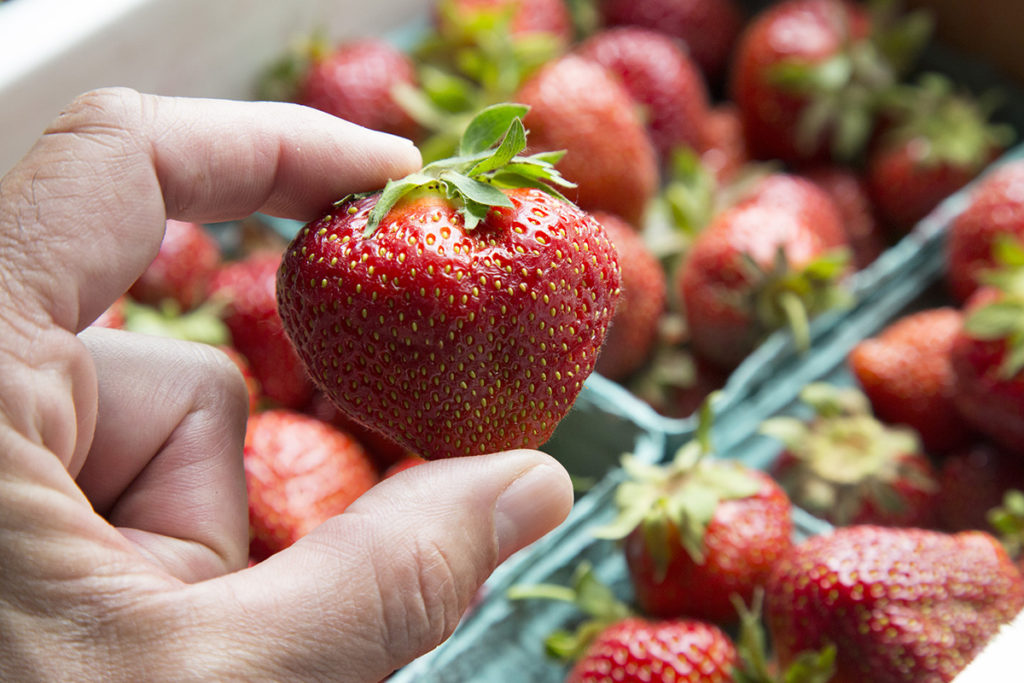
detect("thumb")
[184,450,572,681]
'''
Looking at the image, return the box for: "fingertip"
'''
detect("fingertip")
[491,453,574,562]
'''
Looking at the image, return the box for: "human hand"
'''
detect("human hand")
[0,88,573,681]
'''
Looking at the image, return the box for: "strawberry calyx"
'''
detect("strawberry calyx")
[767,0,932,160]
[876,72,1014,170]
[256,31,333,103]
[965,236,1024,378]
[593,397,763,575]
[507,561,633,662]
[347,102,574,236]
[759,383,934,525]
[732,590,837,683]
[121,299,231,346]
[745,246,853,352]
[988,489,1024,562]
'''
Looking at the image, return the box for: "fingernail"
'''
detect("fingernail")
[493,464,571,562]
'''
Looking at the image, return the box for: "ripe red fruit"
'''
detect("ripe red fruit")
[937,441,1024,532]
[678,173,850,370]
[208,251,315,410]
[951,286,1024,457]
[847,307,972,453]
[567,616,737,683]
[766,525,1024,682]
[218,345,261,414]
[598,404,793,623]
[575,27,710,163]
[276,105,621,460]
[600,0,745,83]
[946,160,1024,303]
[802,165,885,270]
[516,55,660,225]
[91,296,127,329]
[590,211,666,381]
[761,383,939,527]
[697,104,749,183]
[129,219,221,312]
[434,0,574,47]
[306,390,410,468]
[298,38,420,141]
[244,409,379,555]
[865,74,1010,235]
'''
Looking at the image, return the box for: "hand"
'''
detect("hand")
[0,88,573,681]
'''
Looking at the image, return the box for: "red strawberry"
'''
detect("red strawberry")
[276,105,621,460]
[244,409,379,556]
[305,390,411,469]
[802,165,885,270]
[298,38,420,141]
[865,74,1011,235]
[729,0,926,166]
[129,219,221,312]
[951,283,1024,457]
[590,211,666,381]
[91,295,127,329]
[937,441,1024,532]
[600,0,745,83]
[765,525,1024,682]
[678,173,850,370]
[761,383,939,528]
[516,55,660,225]
[434,0,574,47]
[596,403,793,622]
[575,27,710,163]
[697,104,749,184]
[847,307,972,453]
[946,160,1024,303]
[511,562,739,683]
[209,251,315,410]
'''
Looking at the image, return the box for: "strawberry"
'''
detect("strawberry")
[208,251,315,410]
[276,105,621,460]
[91,295,127,329]
[765,525,1024,682]
[244,409,379,556]
[305,390,411,468]
[590,211,666,381]
[433,0,574,47]
[729,0,928,166]
[297,38,421,141]
[760,383,939,528]
[510,562,740,683]
[575,27,710,164]
[865,74,1011,235]
[595,401,793,622]
[516,55,660,225]
[677,173,850,370]
[219,345,261,414]
[383,454,426,479]
[802,165,885,270]
[129,219,221,312]
[847,307,972,453]
[697,104,749,184]
[937,442,1024,532]
[946,160,1024,303]
[599,0,745,83]
[951,279,1024,457]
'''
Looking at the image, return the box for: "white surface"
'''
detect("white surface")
[954,608,1024,682]
[0,0,427,172]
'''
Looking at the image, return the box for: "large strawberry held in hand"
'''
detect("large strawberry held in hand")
[277,104,622,460]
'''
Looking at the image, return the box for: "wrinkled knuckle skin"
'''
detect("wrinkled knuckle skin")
[197,344,251,420]
[44,87,145,138]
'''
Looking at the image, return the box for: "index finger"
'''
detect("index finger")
[0,87,421,332]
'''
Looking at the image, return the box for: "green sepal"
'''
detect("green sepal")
[460,103,530,155]
[468,116,527,174]
[122,299,230,347]
[989,489,1024,560]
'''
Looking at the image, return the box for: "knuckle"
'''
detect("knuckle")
[44,87,144,137]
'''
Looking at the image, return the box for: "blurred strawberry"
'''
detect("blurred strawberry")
[209,251,315,410]
[866,73,1012,235]
[848,307,972,453]
[434,0,574,46]
[761,383,939,528]
[219,345,261,414]
[575,27,710,164]
[946,160,1024,303]
[297,38,421,141]
[596,401,793,623]
[766,525,1024,682]
[129,219,221,312]
[306,391,411,469]
[802,164,886,269]
[590,211,666,381]
[91,296,127,329]
[244,409,379,556]
[600,0,745,83]
[697,104,749,183]
[730,0,929,166]
[517,55,660,225]
[938,442,1024,532]
[678,173,850,370]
